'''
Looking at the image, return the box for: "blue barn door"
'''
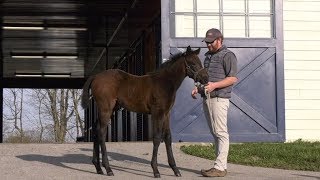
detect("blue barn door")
[161,0,285,142]
[169,47,285,142]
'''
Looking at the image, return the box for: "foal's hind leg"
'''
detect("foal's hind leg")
[163,114,181,177]
[99,110,114,176]
[92,122,103,174]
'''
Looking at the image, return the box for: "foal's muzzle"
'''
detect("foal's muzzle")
[194,68,209,84]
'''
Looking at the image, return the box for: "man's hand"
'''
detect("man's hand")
[204,82,217,93]
[204,77,237,93]
[191,87,198,99]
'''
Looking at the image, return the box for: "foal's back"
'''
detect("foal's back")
[91,69,155,113]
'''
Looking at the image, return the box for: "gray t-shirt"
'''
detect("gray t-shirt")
[223,51,237,78]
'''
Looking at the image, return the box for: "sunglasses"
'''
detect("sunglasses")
[205,40,215,44]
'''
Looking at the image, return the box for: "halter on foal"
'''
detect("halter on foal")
[81,46,208,178]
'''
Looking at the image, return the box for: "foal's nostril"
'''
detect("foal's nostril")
[202,78,209,84]
[203,75,209,84]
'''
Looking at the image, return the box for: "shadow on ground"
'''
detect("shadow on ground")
[16,147,201,177]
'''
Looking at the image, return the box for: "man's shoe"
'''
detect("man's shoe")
[201,168,227,177]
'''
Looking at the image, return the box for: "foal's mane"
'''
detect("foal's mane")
[160,52,185,69]
[148,52,186,75]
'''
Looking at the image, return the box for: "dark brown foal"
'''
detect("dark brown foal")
[81,46,208,178]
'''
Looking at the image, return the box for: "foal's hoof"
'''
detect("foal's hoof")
[172,167,181,177]
[154,173,161,178]
[174,171,182,177]
[97,169,104,174]
[107,171,114,176]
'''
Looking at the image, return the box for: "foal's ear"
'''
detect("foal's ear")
[186,46,192,53]
[194,48,200,55]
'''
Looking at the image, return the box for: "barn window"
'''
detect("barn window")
[170,0,274,38]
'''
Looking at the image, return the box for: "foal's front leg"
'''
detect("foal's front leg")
[151,133,162,178]
[151,113,164,178]
[163,121,181,177]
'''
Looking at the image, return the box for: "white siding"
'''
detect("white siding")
[284,0,320,141]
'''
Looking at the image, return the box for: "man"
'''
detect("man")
[191,28,238,177]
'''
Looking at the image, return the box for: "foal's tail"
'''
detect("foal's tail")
[81,76,95,109]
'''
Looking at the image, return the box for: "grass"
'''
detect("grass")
[180,140,320,172]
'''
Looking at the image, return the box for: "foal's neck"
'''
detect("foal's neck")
[162,58,186,90]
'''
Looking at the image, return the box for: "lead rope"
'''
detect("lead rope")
[194,82,212,111]
[205,88,213,113]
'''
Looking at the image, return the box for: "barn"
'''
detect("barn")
[0,0,319,143]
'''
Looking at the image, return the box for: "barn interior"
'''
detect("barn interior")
[0,0,162,142]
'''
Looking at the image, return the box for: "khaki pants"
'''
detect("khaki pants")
[203,97,230,171]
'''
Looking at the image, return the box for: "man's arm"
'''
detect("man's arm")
[204,77,237,93]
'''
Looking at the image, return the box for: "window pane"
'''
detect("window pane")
[197,16,220,37]
[171,0,274,38]
[175,15,195,37]
[197,0,219,13]
[175,0,193,12]
[223,16,245,37]
[249,16,271,38]
[249,0,271,14]
[223,0,245,13]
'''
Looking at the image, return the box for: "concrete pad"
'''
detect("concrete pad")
[0,142,319,180]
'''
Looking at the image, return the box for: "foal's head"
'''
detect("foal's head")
[183,46,209,85]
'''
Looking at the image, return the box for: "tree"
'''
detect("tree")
[44,89,69,143]
[3,88,84,143]
[30,89,47,142]
[3,89,25,142]
[42,89,84,143]
[71,89,85,138]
